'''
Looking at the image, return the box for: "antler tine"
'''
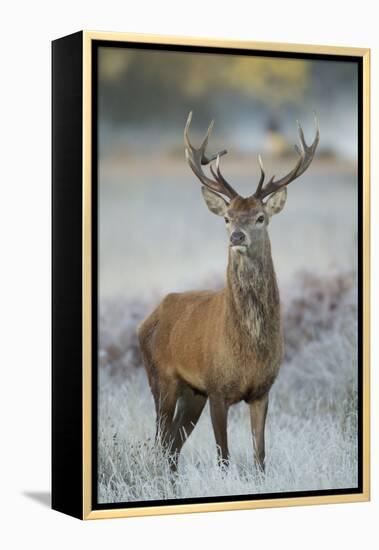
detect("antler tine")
[254,154,266,197]
[200,119,214,153]
[184,111,238,200]
[296,112,320,173]
[209,154,236,197]
[184,110,194,152]
[254,114,320,201]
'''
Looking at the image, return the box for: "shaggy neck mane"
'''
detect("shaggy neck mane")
[225,231,280,353]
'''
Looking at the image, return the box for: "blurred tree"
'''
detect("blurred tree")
[181,56,309,104]
[99,48,134,81]
[98,48,310,125]
[98,46,356,140]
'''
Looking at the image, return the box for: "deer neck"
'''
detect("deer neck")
[225,230,280,344]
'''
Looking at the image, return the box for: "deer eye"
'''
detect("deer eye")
[256,215,265,224]
[224,217,230,223]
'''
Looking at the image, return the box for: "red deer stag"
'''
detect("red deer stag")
[138,112,319,472]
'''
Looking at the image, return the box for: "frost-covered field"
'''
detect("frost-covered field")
[98,270,358,503]
[98,157,358,503]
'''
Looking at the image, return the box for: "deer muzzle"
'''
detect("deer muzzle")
[230,231,247,247]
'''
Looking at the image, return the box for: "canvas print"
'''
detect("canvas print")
[97,45,359,504]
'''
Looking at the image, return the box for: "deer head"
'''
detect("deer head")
[184,111,319,256]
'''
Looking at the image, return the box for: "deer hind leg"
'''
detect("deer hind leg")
[209,395,230,467]
[137,314,178,451]
[248,393,269,472]
[153,375,179,451]
[169,384,207,471]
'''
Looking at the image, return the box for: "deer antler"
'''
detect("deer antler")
[184,111,238,200]
[253,114,320,201]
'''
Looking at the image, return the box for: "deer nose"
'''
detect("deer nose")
[230,231,246,246]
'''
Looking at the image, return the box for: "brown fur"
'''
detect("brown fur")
[137,197,284,470]
[229,195,261,213]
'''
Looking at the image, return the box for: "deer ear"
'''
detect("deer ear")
[201,187,228,216]
[264,188,287,217]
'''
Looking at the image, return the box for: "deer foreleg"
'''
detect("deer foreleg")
[209,395,230,467]
[249,393,269,472]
